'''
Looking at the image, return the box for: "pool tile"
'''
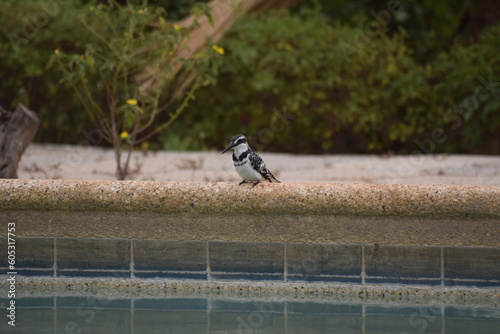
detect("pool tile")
[287,302,362,315]
[209,241,284,278]
[57,238,130,271]
[56,308,131,334]
[211,272,284,280]
[57,296,131,309]
[444,247,500,282]
[135,298,207,310]
[211,300,284,313]
[365,305,442,334]
[134,310,207,333]
[133,240,206,272]
[134,271,207,280]
[58,270,130,278]
[1,237,54,269]
[6,307,54,332]
[287,312,360,334]
[287,243,361,282]
[445,306,500,319]
[364,245,441,283]
[16,269,54,277]
[365,277,441,285]
[14,297,55,308]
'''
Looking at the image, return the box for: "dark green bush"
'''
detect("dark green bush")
[427,24,500,153]
[171,9,500,154]
[173,10,430,153]
[0,0,98,143]
[1,2,499,154]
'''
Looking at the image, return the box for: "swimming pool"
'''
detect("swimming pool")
[1,292,498,333]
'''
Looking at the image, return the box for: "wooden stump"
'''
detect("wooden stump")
[0,104,39,178]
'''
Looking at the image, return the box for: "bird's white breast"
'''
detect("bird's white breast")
[234,158,261,181]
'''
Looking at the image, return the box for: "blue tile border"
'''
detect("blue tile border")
[287,243,362,278]
[211,272,284,281]
[134,271,207,280]
[365,277,442,286]
[364,244,441,279]
[3,236,498,288]
[287,274,362,284]
[209,241,284,274]
[133,240,206,272]
[58,269,130,278]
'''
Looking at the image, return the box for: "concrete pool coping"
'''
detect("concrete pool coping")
[1,179,500,218]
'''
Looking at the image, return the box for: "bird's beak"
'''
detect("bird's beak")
[221,142,237,154]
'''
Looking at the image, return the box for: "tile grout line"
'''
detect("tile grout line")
[130,240,135,279]
[130,298,135,334]
[53,237,58,278]
[284,242,288,282]
[441,304,446,334]
[441,246,444,287]
[206,241,211,280]
[53,295,57,333]
[361,304,366,334]
[361,244,365,284]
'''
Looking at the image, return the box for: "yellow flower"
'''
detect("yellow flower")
[54,49,60,54]
[126,99,138,106]
[173,24,181,31]
[212,45,224,55]
[120,131,129,139]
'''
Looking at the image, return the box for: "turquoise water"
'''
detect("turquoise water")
[1,295,499,333]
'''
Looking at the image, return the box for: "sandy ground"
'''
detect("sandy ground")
[16,143,500,185]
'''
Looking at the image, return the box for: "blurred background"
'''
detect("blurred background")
[2,0,500,155]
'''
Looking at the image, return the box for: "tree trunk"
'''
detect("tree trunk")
[0,104,40,178]
[139,0,301,93]
[176,0,302,57]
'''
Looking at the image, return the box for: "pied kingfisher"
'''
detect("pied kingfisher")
[221,134,281,187]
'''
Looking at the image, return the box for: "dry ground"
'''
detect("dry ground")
[17,143,500,185]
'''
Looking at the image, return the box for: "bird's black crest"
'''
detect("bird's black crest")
[230,134,247,145]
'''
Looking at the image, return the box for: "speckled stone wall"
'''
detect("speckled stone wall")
[1,179,499,288]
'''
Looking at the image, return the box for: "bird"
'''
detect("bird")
[221,134,281,187]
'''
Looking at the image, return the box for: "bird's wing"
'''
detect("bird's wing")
[250,153,280,182]
[249,153,268,176]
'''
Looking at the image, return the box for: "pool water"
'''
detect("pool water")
[1,295,498,333]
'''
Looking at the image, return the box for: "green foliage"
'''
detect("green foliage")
[174,9,500,154]
[50,1,221,179]
[298,0,470,62]
[1,1,499,155]
[0,0,97,143]
[0,0,209,145]
[426,23,500,153]
[176,10,427,153]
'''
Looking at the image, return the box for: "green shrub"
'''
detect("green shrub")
[427,23,500,153]
[175,10,431,153]
[0,0,97,143]
[170,10,500,154]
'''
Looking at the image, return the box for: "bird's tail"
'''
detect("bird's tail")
[269,173,281,183]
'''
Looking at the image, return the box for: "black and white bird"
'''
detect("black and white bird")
[221,134,280,187]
